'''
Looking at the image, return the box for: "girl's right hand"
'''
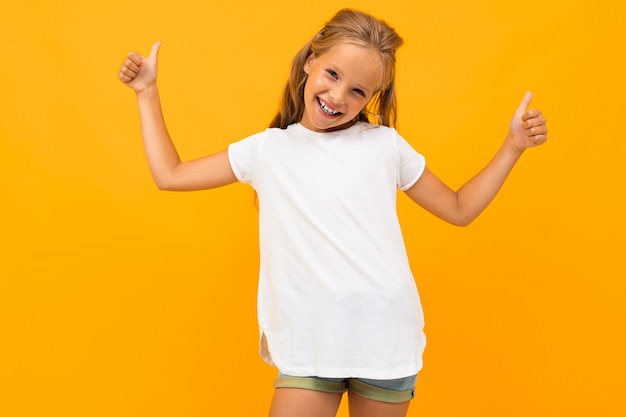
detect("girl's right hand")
[118,41,161,95]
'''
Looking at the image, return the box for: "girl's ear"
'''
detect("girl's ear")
[303,53,316,75]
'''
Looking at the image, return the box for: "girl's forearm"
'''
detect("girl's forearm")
[135,86,182,189]
[455,134,523,224]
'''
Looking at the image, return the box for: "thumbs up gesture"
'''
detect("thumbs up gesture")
[508,91,548,152]
[118,41,162,95]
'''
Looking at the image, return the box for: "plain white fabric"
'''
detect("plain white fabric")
[228,122,426,379]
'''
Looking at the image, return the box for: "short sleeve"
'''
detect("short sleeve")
[394,132,426,191]
[227,130,266,185]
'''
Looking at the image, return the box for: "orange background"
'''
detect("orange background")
[1,0,624,416]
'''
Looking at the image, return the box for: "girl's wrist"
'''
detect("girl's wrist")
[505,132,526,156]
[135,84,159,100]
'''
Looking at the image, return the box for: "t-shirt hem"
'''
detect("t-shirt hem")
[398,157,426,191]
[273,364,423,380]
[227,144,245,183]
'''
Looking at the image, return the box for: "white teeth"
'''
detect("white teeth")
[319,99,340,115]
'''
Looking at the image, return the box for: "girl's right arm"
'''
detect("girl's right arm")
[118,42,237,191]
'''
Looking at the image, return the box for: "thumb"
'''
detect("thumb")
[516,91,533,114]
[148,41,162,61]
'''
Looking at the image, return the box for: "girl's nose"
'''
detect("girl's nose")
[329,86,347,105]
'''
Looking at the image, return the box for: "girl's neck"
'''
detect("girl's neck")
[301,118,359,133]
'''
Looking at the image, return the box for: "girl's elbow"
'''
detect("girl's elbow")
[155,181,173,191]
[150,164,183,191]
[445,217,471,227]
[446,211,477,227]
[452,217,474,227]
[153,174,177,191]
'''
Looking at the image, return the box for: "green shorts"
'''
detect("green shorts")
[274,373,416,403]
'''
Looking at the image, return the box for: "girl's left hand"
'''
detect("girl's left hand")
[508,91,548,152]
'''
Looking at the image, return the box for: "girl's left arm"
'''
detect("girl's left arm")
[404,92,547,226]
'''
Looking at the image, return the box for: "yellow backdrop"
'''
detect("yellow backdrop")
[1,0,624,416]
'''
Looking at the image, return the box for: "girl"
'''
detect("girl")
[118,9,547,417]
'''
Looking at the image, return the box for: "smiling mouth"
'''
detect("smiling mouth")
[318,98,342,116]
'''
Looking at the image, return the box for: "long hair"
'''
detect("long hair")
[269,9,404,129]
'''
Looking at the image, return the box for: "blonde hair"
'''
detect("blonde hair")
[269,9,404,129]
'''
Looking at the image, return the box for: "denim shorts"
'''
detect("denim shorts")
[274,372,417,403]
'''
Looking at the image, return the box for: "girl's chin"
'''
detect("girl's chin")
[301,107,359,132]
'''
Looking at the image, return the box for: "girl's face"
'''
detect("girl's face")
[301,44,383,133]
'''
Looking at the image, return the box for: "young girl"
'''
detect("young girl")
[118,9,547,417]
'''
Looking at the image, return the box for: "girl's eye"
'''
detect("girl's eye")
[326,69,338,79]
[353,89,366,97]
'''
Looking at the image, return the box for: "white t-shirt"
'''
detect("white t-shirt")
[228,122,427,379]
